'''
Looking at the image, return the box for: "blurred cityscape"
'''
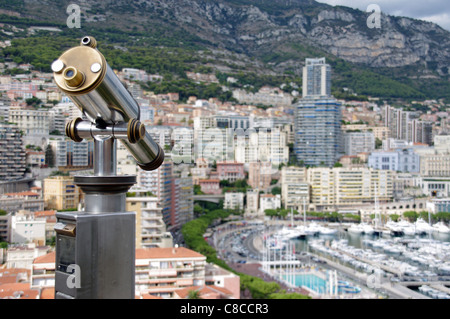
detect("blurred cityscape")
[0,47,449,300]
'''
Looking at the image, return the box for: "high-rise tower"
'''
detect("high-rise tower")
[302,58,331,98]
[295,58,342,167]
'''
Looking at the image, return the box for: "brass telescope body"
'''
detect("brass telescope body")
[52,36,164,171]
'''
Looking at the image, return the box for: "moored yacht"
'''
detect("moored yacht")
[347,223,364,235]
[361,223,375,235]
[433,222,450,234]
[415,218,434,235]
[397,220,416,236]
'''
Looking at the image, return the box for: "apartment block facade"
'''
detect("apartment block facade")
[307,167,394,211]
[0,123,26,181]
[281,166,309,210]
[126,194,173,249]
[43,176,80,211]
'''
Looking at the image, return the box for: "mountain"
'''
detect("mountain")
[1,0,449,100]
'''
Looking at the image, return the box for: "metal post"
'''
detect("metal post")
[94,137,116,176]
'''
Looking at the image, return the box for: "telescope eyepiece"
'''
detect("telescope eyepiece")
[63,66,85,88]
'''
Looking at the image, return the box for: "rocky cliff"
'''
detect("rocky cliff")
[3,0,447,73]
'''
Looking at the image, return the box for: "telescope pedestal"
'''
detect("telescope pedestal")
[54,176,136,299]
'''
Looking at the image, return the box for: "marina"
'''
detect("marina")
[262,219,450,299]
[212,217,450,299]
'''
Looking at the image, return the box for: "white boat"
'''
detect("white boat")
[291,225,308,238]
[396,220,416,236]
[275,227,303,240]
[382,229,391,237]
[361,223,375,235]
[306,222,321,236]
[319,225,338,235]
[348,224,364,235]
[415,218,434,235]
[433,222,450,234]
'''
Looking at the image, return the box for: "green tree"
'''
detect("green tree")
[375,138,383,149]
[264,209,279,219]
[45,145,55,168]
[25,97,42,107]
[403,211,418,222]
[187,290,202,299]
[271,187,281,196]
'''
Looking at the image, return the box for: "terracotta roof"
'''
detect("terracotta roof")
[136,247,205,260]
[199,179,220,183]
[34,210,56,218]
[140,293,163,299]
[33,252,55,264]
[40,288,54,299]
[0,282,38,299]
[175,285,233,299]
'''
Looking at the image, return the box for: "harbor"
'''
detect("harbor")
[211,218,450,299]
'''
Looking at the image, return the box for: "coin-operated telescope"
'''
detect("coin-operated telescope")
[52,36,164,299]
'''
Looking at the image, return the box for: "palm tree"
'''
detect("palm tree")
[187,290,202,299]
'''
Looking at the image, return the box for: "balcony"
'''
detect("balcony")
[148,269,177,277]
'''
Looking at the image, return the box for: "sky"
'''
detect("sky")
[315,0,450,31]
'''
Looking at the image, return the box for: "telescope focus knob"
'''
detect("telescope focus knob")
[127,119,145,144]
[66,117,83,143]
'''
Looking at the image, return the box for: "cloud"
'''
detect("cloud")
[315,0,450,31]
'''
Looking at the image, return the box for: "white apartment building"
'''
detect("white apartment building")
[48,137,92,168]
[232,87,293,107]
[8,106,50,136]
[234,128,289,166]
[6,244,49,269]
[368,148,420,173]
[172,127,194,165]
[117,142,138,176]
[307,167,394,211]
[416,135,450,178]
[126,194,173,249]
[281,166,309,210]
[343,131,375,156]
[245,190,259,216]
[193,116,217,130]
[135,247,207,298]
[224,192,244,211]
[259,194,281,215]
[194,127,231,164]
[11,213,46,245]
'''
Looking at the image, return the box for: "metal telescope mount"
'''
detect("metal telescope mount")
[52,36,164,299]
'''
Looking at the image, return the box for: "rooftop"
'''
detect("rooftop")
[136,247,204,260]
[174,285,233,299]
[33,252,56,264]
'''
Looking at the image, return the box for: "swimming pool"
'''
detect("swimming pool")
[282,273,361,295]
[282,273,328,294]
